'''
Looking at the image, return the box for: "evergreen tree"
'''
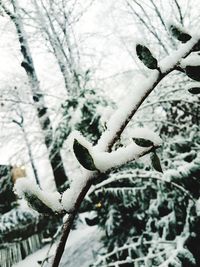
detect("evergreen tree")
[0,165,16,214]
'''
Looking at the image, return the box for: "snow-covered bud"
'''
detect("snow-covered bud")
[14,178,63,215]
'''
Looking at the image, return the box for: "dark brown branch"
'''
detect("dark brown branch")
[52,213,75,267]
[52,178,94,267]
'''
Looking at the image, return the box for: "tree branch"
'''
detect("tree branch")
[52,37,200,266]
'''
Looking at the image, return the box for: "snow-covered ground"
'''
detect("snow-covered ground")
[13,224,102,267]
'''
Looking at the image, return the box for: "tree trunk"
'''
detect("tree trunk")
[1,0,67,189]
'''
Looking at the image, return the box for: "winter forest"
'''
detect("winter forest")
[0,0,200,266]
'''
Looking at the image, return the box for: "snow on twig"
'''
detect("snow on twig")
[14,178,63,213]
[95,71,160,151]
[159,36,199,72]
[59,36,199,213]
[70,127,161,172]
[87,169,195,203]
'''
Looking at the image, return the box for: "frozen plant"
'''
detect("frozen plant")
[14,24,200,267]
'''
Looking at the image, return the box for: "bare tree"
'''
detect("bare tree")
[12,108,40,186]
[29,0,94,96]
[0,0,67,188]
[0,80,57,189]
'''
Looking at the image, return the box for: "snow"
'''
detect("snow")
[195,198,200,216]
[61,171,93,212]
[186,81,200,90]
[61,28,198,211]
[181,53,200,67]
[97,106,114,126]
[0,206,38,233]
[159,37,199,73]
[62,126,162,209]
[163,169,181,181]
[13,243,55,267]
[68,127,161,173]
[35,154,58,193]
[61,132,98,211]
[46,226,102,267]
[96,71,160,151]
[14,178,63,213]
[68,130,93,153]
[131,127,162,146]
[13,224,102,267]
[92,143,151,172]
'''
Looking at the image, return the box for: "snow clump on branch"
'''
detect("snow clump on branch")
[14,178,63,213]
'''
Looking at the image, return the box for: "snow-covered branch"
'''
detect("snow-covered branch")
[50,33,200,266]
[66,126,161,174]
[14,178,63,214]
[92,200,195,267]
[87,169,194,203]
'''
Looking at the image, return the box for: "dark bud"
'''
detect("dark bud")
[132,137,154,147]
[85,216,99,226]
[24,192,55,215]
[38,107,47,118]
[136,44,158,69]
[21,61,34,73]
[169,25,191,43]
[33,94,41,102]
[85,69,90,76]
[177,249,196,266]
[193,40,200,51]
[188,87,200,94]
[73,139,97,171]
[185,66,200,81]
[150,151,163,173]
